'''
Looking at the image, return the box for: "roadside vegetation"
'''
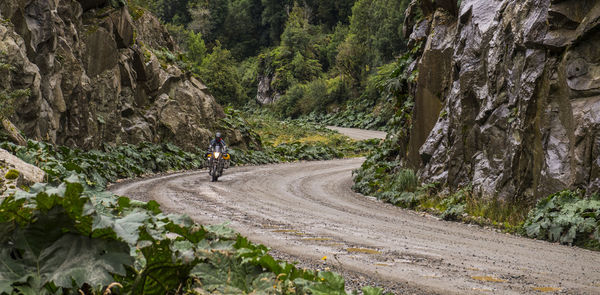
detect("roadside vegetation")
[0,111,383,294]
[0,173,390,294]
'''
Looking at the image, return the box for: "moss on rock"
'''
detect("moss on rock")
[5,169,19,180]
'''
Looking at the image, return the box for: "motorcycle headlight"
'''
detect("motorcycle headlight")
[214,152,220,158]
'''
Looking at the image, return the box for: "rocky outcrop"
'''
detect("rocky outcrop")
[256,74,281,105]
[0,0,240,151]
[405,0,600,199]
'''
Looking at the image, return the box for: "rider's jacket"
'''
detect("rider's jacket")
[209,138,227,151]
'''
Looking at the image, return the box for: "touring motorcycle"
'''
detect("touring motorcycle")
[207,145,230,182]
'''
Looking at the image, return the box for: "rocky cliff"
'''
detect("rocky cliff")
[0,0,237,151]
[405,0,600,200]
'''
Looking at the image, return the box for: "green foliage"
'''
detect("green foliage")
[260,0,294,44]
[194,43,246,106]
[238,56,260,101]
[523,190,600,249]
[438,189,468,221]
[0,177,134,294]
[0,140,205,190]
[346,0,408,66]
[224,112,377,165]
[274,76,352,118]
[186,30,206,65]
[219,0,264,58]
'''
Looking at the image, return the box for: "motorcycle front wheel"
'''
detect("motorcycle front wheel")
[211,161,219,182]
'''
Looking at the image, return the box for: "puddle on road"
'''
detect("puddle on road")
[347,247,381,255]
[261,224,281,229]
[471,276,506,283]
[302,237,333,241]
[531,287,561,292]
[374,262,394,267]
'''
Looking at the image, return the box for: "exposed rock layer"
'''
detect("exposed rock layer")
[0,0,238,151]
[406,0,600,199]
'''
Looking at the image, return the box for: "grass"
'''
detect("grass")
[244,112,377,158]
[417,191,530,232]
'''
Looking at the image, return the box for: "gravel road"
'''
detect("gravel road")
[327,126,387,140]
[110,128,600,294]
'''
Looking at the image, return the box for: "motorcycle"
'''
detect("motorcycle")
[207,146,230,182]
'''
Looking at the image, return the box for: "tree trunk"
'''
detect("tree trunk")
[1,118,27,146]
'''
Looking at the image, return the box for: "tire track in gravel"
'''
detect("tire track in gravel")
[110,128,600,294]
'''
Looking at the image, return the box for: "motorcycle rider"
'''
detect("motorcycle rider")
[208,132,227,152]
[208,132,228,173]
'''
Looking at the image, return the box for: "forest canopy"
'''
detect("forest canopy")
[129,0,411,122]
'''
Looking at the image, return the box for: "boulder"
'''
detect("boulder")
[0,148,45,184]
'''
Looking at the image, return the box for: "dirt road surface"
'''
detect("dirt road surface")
[327,126,387,140]
[110,128,600,294]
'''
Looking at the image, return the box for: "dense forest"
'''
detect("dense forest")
[130,0,410,126]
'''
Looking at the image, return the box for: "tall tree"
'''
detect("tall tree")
[261,0,294,45]
[221,0,265,59]
[336,0,410,86]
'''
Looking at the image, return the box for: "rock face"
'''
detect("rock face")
[405,0,600,199]
[256,74,281,105]
[0,0,234,151]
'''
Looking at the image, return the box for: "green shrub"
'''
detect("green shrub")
[439,188,469,221]
[391,169,418,192]
[195,43,246,106]
[298,78,328,114]
[273,83,304,118]
[523,190,600,248]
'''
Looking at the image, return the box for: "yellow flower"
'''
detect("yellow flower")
[321,256,327,260]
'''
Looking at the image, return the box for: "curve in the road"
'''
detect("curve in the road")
[327,126,387,140]
[111,158,600,295]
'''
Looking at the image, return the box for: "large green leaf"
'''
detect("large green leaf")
[131,238,193,295]
[0,248,27,294]
[0,206,132,292]
[2,231,131,292]
[303,271,347,295]
[92,210,150,245]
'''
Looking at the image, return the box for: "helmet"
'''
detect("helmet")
[215,132,222,139]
